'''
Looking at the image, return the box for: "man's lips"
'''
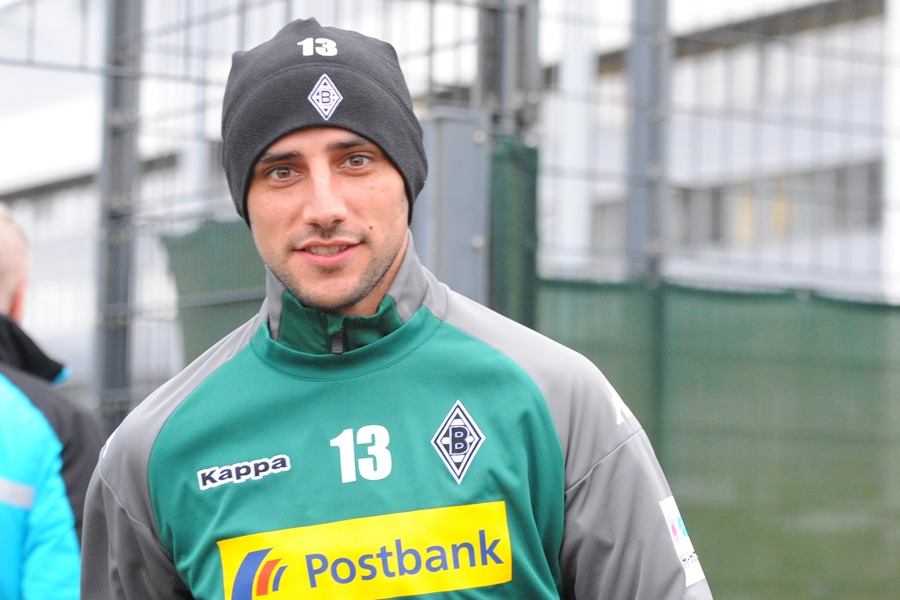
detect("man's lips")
[305,244,349,256]
[295,241,359,265]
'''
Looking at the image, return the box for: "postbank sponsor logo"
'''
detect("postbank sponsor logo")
[219,501,511,599]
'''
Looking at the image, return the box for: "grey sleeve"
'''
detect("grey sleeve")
[560,430,713,599]
[555,362,713,599]
[80,465,192,600]
[80,313,264,600]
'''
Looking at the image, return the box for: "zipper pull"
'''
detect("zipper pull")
[330,326,347,355]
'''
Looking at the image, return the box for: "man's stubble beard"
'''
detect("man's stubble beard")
[268,240,403,314]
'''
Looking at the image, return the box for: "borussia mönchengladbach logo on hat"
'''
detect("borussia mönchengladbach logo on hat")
[308,73,343,120]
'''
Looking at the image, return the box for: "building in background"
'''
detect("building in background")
[2,0,894,410]
[542,0,890,298]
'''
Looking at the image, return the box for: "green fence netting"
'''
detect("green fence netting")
[162,219,265,363]
[538,280,900,599]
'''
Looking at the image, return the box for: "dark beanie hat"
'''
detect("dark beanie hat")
[222,18,427,224]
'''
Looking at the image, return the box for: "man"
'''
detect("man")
[0,203,105,542]
[82,18,713,599]
[0,205,83,598]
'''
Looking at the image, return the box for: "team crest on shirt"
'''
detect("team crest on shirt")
[431,400,484,484]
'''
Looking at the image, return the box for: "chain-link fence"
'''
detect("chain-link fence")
[3,0,895,408]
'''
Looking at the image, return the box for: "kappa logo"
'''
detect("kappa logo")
[308,73,343,121]
[606,378,634,426]
[197,454,291,491]
[431,400,485,484]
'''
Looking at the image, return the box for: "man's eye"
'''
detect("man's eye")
[269,166,294,180]
[346,155,370,168]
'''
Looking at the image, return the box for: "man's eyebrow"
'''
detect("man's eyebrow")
[255,136,374,167]
[256,151,300,166]
[327,136,372,151]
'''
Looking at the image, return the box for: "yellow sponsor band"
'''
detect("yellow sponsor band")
[219,501,511,599]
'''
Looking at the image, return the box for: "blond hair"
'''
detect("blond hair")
[0,203,29,314]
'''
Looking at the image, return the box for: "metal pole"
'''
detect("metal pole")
[471,0,540,320]
[475,0,540,137]
[96,0,142,434]
[884,0,900,301]
[626,0,671,458]
[626,0,671,280]
[495,0,518,136]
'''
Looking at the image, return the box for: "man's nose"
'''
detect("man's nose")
[303,168,348,228]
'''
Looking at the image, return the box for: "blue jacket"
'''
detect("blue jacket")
[0,375,81,600]
[0,314,104,541]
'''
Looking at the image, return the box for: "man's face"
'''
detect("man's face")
[247,127,409,316]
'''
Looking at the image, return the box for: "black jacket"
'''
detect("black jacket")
[0,313,104,541]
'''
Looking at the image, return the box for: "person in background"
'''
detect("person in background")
[0,204,82,599]
[81,17,713,599]
[0,202,104,541]
[0,383,81,599]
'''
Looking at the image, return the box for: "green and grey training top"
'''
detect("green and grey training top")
[81,240,712,600]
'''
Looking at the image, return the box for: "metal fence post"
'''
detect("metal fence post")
[96,0,142,434]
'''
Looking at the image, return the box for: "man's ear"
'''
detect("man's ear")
[8,280,27,323]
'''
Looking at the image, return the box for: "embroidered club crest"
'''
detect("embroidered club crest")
[431,400,485,484]
[308,73,343,120]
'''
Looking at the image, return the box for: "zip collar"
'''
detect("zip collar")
[262,234,446,355]
[275,292,404,355]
